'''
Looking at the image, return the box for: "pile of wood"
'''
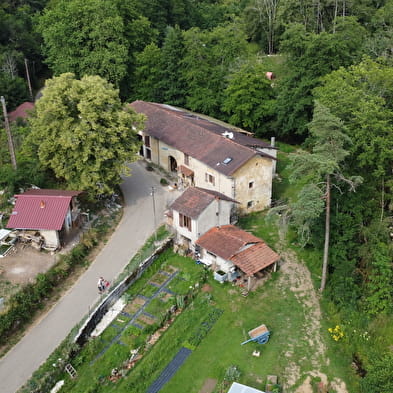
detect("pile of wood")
[17,231,44,250]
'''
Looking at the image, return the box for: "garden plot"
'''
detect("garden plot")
[59,251,206,393]
[123,296,147,314]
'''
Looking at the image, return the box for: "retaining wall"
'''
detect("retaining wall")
[74,238,173,346]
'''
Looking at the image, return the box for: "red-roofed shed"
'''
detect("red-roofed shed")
[196,225,280,290]
[6,189,82,250]
[8,102,34,123]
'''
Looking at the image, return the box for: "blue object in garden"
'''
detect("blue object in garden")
[241,324,270,345]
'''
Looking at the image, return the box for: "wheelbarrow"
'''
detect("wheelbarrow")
[241,324,270,345]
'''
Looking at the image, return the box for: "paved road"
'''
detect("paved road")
[0,161,178,393]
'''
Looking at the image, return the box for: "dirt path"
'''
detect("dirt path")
[275,228,348,393]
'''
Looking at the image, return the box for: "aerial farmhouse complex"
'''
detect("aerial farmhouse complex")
[130,101,277,214]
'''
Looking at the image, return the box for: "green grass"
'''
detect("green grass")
[140,283,158,298]
[238,210,278,247]
[145,296,175,317]
[160,277,313,393]
[62,250,348,393]
[61,251,207,393]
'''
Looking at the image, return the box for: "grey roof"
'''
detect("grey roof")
[130,101,275,176]
[170,187,236,219]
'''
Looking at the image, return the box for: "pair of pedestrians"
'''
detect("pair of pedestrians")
[97,277,110,294]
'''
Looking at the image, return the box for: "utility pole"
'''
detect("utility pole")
[151,186,157,242]
[1,96,17,170]
[24,58,33,101]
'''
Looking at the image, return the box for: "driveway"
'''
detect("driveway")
[0,161,179,393]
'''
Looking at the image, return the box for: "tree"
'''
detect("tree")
[366,0,393,58]
[314,58,393,178]
[361,352,393,393]
[222,61,276,136]
[0,73,28,110]
[288,101,361,291]
[244,0,281,54]
[37,0,128,85]
[160,25,187,107]
[134,43,163,102]
[275,18,366,139]
[182,24,248,117]
[27,73,144,197]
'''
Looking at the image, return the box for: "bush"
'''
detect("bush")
[0,226,101,346]
[160,178,168,185]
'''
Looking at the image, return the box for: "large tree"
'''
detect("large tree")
[37,0,128,86]
[275,18,367,139]
[288,101,361,291]
[27,73,144,196]
[222,61,276,136]
[182,23,248,117]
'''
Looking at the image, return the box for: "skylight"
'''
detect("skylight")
[223,157,233,165]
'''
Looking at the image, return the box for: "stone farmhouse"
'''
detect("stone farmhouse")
[130,101,277,214]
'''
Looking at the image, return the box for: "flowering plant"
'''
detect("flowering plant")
[328,325,344,341]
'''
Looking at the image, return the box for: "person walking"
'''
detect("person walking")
[97,277,105,294]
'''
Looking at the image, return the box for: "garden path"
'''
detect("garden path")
[275,227,348,393]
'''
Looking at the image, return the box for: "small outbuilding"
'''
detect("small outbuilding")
[196,225,280,290]
[6,189,83,250]
[228,382,266,393]
[8,102,34,123]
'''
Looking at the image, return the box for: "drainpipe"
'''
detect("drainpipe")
[270,136,276,175]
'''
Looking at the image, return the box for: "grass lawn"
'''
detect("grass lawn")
[161,278,313,393]
[60,244,356,393]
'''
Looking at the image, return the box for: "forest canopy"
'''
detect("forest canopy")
[1,1,392,390]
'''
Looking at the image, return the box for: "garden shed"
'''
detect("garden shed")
[196,225,280,290]
[6,189,83,250]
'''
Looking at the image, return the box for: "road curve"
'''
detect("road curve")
[0,161,177,393]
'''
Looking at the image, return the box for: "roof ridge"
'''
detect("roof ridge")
[148,102,257,155]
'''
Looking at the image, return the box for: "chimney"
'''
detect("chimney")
[40,200,45,209]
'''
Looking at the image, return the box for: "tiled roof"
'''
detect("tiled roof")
[8,102,34,122]
[196,225,279,275]
[230,242,280,276]
[6,189,81,231]
[178,165,194,177]
[196,225,261,260]
[21,189,81,197]
[130,101,275,176]
[170,187,236,219]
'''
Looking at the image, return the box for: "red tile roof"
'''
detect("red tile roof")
[6,189,81,231]
[170,188,237,219]
[196,225,261,260]
[179,165,194,177]
[230,242,280,276]
[8,102,34,122]
[130,101,275,176]
[196,225,279,275]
